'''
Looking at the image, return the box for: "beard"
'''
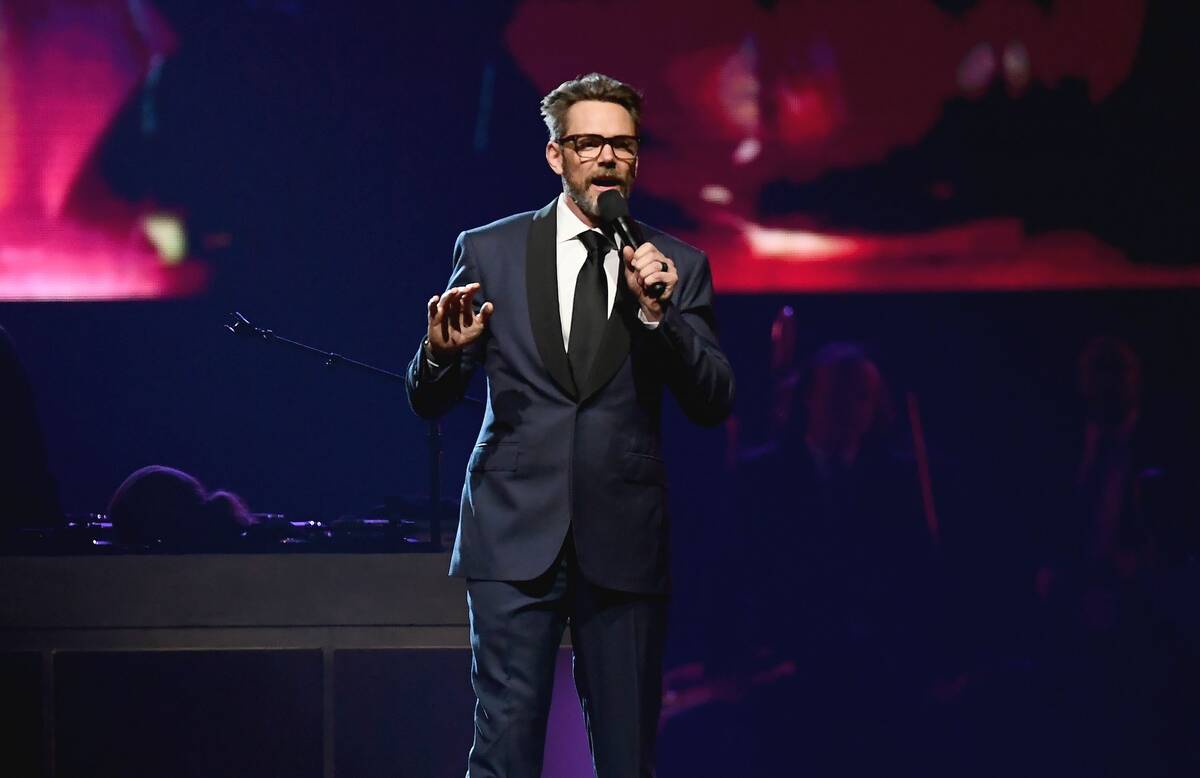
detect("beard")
[561,160,634,220]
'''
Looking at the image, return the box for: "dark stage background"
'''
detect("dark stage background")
[2,1,1199,776]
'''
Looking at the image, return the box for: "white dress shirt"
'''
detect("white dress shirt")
[555,193,657,351]
[555,193,622,350]
[425,194,657,372]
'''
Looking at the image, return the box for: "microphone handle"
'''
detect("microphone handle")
[614,217,666,299]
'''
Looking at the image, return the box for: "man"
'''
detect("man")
[406,73,734,777]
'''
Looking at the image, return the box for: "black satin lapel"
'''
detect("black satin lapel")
[525,199,576,398]
[578,276,633,404]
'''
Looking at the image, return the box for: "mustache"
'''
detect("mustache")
[587,173,630,186]
[588,169,633,183]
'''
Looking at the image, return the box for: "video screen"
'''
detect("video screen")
[0,0,204,301]
[507,0,1199,292]
[4,0,1197,300]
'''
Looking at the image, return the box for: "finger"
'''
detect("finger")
[639,262,676,283]
[435,291,454,333]
[460,284,479,327]
[477,301,495,327]
[640,270,675,301]
[427,295,440,323]
[445,292,464,332]
[640,273,674,293]
[622,245,636,268]
[457,282,480,306]
[623,260,643,292]
[632,243,663,262]
[439,288,460,335]
[437,287,460,315]
[631,251,668,273]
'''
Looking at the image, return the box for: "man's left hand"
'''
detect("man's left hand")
[622,243,676,322]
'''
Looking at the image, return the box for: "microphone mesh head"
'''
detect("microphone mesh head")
[597,190,629,224]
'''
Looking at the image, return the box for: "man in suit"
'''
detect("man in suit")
[406,73,734,777]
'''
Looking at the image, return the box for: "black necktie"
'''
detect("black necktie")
[568,230,611,393]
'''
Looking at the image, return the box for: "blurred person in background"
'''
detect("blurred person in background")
[107,465,253,551]
[744,342,947,773]
[1030,336,1199,776]
[662,342,952,775]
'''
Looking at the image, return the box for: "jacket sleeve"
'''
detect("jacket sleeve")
[647,250,735,426]
[405,231,488,419]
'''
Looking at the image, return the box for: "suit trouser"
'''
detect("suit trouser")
[464,536,668,778]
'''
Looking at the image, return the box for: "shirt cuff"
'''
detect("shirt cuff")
[636,308,661,329]
[423,338,455,378]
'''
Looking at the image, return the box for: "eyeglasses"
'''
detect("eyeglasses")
[557,134,641,162]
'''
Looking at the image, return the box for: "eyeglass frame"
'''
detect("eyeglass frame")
[555,134,642,161]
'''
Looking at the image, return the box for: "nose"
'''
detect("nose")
[596,141,618,165]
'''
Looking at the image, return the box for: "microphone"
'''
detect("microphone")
[598,190,665,298]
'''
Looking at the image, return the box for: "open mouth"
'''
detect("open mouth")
[590,176,624,190]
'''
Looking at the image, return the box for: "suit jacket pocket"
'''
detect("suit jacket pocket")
[621,452,667,485]
[468,443,521,472]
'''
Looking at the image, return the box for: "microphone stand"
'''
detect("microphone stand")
[225,311,446,551]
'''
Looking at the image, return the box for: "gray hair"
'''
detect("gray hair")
[539,73,643,140]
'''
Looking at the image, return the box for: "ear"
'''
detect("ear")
[546,140,564,176]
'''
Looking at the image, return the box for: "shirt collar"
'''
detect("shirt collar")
[555,192,603,244]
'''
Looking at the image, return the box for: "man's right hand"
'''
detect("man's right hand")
[426,282,493,363]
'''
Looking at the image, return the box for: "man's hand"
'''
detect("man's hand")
[426,282,493,363]
[622,244,677,322]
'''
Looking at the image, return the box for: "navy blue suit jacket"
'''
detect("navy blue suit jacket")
[406,199,734,593]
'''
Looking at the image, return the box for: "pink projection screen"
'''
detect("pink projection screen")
[3,0,1198,299]
[0,1,204,301]
[507,0,1200,293]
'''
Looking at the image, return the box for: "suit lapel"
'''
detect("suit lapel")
[525,199,577,398]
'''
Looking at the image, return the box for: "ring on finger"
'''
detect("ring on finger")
[660,261,668,273]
